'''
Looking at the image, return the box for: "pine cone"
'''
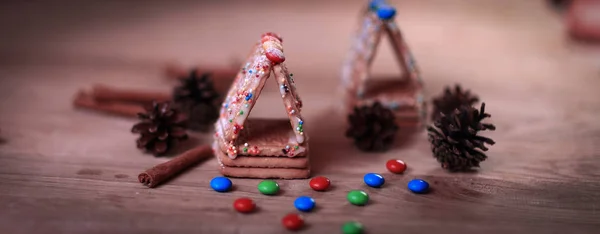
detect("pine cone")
[172,70,220,132]
[132,101,188,156]
[427,103,496,171]
[431,84,479,121]
[346,102,399,152]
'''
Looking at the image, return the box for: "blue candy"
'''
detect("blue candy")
[210,176,232,192]
[408,179,429,194]
[294,196,316,212]
[369,0,386,10]
[377,6,396,20]
[363,173,385,188]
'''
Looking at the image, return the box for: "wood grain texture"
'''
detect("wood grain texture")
[1,0,600,233]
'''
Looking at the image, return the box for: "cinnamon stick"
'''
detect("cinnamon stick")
[138,145,213,188]
[92,84,171,104]
[73,91,143,118]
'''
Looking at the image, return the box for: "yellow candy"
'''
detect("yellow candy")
[262,40,283,52]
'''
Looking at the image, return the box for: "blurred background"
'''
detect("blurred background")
[0,0,598,140]
[1,0,598,82]
[0,1,599,233]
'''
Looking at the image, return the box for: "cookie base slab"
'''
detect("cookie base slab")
[215,146,309,168]
[216,118,308,157]
[218,166,310,179]
[346,79,425,127]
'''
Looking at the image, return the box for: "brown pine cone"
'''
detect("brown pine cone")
[172,70,220,132]
[346,102,399,152]
[427,103,496,171]
[431,84,479,121]
[132,101,188,156]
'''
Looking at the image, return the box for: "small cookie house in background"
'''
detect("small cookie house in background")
[341,0,426,127]
[213,33,310,179]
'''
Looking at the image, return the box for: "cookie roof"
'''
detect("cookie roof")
[341,1,424,103]
[215,33,305,154]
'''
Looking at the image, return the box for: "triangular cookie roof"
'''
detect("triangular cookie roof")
[216,33,305,149]
[341,0,424,99]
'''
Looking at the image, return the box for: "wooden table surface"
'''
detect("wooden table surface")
[1,0,599,233]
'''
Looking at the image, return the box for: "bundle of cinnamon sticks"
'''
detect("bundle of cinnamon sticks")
[73,64,238,118]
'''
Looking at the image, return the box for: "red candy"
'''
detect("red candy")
[309,176,331,191]
[233,197,256,213]
[386,159,407,174]
[282,213,304,231]
[265,50,285,64]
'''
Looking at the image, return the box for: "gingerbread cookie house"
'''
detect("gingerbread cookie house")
[213,33,309,179]
[341,0,426,127]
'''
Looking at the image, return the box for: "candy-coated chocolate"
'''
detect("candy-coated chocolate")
[342,221,364,234]
[258,180,280,195]
[282,213,304,231]
[377,6,396,20]
[265,49,285,64]
[363,173,385,188]
[408,179,429,194]
[294,196,316,212]
[233,197,255,213]
[210,176,232,192]
[309,176,331,191]
[386,159,407,174]
[347,190,369,206]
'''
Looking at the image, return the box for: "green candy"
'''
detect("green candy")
[342,221,364,234]
[347,190,369,206]
[257,180,280,195]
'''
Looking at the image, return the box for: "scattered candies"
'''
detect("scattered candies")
[408,179,430,194]
[342,221,364,234]
[294,196,316,212]
[282,213,304,231]
[363,173,385,188]
[347,190,369,206]
[233,197,255,213]
[257,180,280,195]
[386,159,407,174]
[309,176,331,191]
[210,176,232,192]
